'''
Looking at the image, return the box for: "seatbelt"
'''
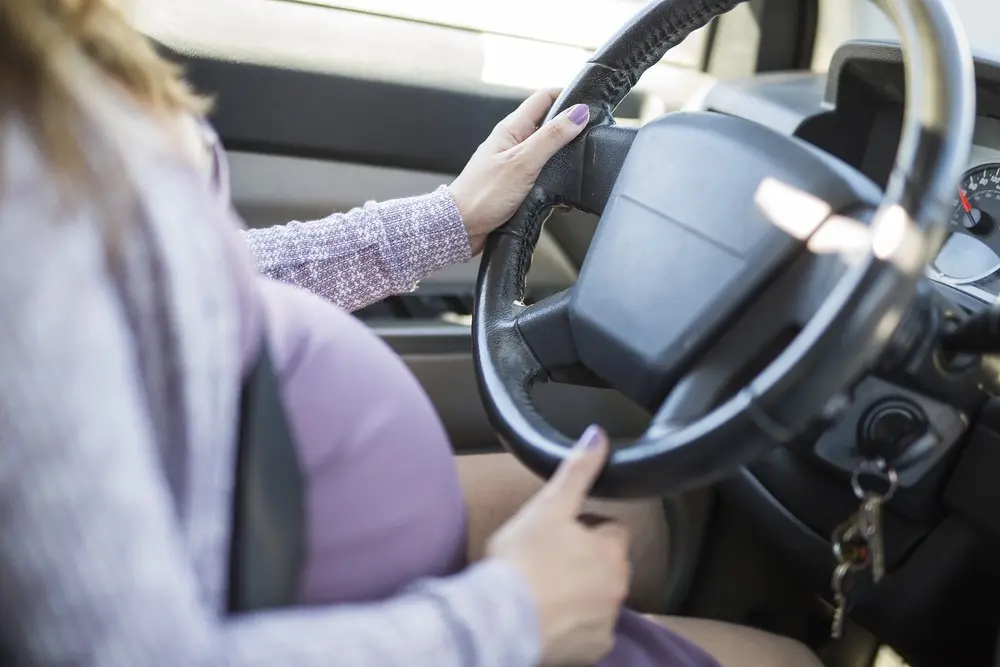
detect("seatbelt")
[227,346,306,613]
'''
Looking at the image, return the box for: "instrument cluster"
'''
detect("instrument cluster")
[926,118,1000,304]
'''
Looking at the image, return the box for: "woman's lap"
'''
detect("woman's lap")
[258,279,721,666]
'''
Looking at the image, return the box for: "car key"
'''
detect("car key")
[851,458,897,584]
[831,512,872,570]
[830,561,854,640]
[829,491,881,639]
[829,516,870,639]
[858,493,885,582]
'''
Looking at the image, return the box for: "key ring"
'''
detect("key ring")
[851,457,898,502]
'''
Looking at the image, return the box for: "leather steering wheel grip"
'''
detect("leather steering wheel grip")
[502,0,746,260]
[495,0,749,304]
[552,0,748,120]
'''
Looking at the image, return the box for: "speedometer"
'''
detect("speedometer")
[928,163,1000,285]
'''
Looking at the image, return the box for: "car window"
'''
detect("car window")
[286,0,710,69]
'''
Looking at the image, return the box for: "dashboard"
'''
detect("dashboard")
[929,127,1000,304]
[703,39,1000,309]
[841,46,1000,307]
[863,109,1000,304]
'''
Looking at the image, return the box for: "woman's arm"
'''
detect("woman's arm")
[241,188,471,313]
[202,89,589,313]
[0,185,536,667]
[195,119,471,313]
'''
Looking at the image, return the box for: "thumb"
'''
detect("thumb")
[516,103,591,173]
[540,424,609,516]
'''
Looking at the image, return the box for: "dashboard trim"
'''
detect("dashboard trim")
[826,39,1000,121]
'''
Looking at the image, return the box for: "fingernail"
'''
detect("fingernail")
[576,424,604,451]
[567,104,590,126]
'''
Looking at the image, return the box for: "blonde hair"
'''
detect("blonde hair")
[0,0,211,194]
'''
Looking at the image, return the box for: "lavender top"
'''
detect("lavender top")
[0,90,540,667]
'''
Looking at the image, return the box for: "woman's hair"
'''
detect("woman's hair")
[0,0,210,191]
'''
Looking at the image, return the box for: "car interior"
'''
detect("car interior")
[132,0,1000,665]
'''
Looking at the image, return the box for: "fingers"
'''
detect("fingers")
[593,521,632,600]
[495,88,562,144]
[515,103,591,174]
[541,424,609,517]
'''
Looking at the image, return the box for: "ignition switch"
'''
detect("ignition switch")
[858,400,930,464]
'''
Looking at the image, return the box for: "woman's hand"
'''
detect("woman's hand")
[486,425,629,666]
[448,89,591,255]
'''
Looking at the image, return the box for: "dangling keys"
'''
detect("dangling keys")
[829,517,868,639]
[828,457,898,639]
[851,458,897,583]
[829,561,854,640]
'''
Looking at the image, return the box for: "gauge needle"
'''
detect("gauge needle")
[959,187,978,229]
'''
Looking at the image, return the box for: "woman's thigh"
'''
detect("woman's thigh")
[456,452,671,614]
[260,279,467,605]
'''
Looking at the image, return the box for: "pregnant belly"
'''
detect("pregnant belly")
[258,279,467,605]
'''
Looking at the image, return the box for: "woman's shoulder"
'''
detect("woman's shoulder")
[0,106,245,338]
[0,118,108,279]
[0,98,260,368]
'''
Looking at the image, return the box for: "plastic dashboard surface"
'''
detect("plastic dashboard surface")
[825,40,1000,307]
[705,38,1000,309]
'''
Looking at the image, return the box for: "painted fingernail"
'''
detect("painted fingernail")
[568,104,590,126]
[577,424,604,451]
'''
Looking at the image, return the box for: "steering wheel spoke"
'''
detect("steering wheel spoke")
[571,124,639,215]
[515,288,608,387]
[516,289,577,370]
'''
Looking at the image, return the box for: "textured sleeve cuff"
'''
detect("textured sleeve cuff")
[407,559,542,667]
[240,185,474,312]
[377,185,472,292]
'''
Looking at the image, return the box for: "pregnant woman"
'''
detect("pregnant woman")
[0,2,818,666]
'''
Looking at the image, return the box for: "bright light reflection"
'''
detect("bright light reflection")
[808,215,872,257]
[756,179,927,270]
[297,0,709,65]
[872,205,925,275]
[754,177,832,240]
[480,34,590,90]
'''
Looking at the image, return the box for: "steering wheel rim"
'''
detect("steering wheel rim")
[473,0,975,498]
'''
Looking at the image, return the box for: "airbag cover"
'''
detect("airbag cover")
[568,112,880,407]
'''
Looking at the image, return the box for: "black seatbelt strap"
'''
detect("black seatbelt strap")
[227,346,305,613]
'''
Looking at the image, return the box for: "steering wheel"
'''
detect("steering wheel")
[473,0,975,498]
